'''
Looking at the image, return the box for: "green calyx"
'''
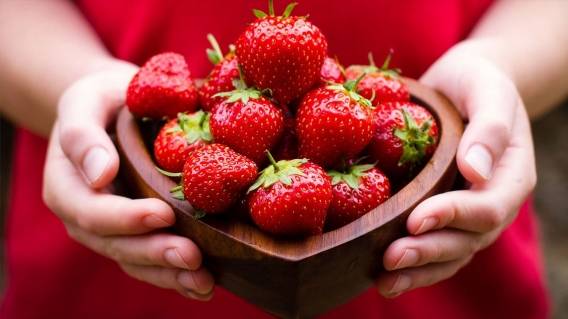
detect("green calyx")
[394,107,435,168]
[328,163,374,190]
[156,166,182,178]
[169,185,205,218]
[328,72,373,108]
[248,152,307,193]
[253,0,298,19]
[206,34,223,65]
[205,34,235,65]
[167,111,212,144]
[374,51,401,79]
[213,78,263,104]
[169,184,185,200]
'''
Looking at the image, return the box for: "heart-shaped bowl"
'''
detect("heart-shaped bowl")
[116,77,463,319]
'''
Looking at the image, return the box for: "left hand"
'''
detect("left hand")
[376,41,537,297]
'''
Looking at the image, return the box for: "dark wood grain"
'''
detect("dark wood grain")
[116,78,463,318]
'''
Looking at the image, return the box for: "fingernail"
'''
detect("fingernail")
[178,271,212,295]
[416,216,438,234]
[465,144,493,180]
[394,249,419,269]
[185,289,213,301]
[389,274,412,295]
[165,248,189,269]
[177,271,196,290]
[143,214,171,228]
[82,146,110,184]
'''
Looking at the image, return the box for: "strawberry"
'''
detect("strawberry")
[182,144,257,214]
[127,52,199,118]
[236,0,327,105]
[199,34,240,111]
[345,52,410,106]
[296,78,374,168]
[320,57,345,84]
[153,111,212,172]
[247,153,332,236]
[327,163,391,229]
[210,80,284,164]
[368,101,439,180]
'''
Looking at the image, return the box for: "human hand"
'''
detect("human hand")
[376,41,537,297]
[42,62,215,300]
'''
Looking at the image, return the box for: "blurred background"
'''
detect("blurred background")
[0,103,567,317]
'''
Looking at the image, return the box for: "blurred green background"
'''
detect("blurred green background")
[0,103,567,317]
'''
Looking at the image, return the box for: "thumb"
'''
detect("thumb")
[57,66,136,188]
[455,76,518,184]
[421,58,519,185]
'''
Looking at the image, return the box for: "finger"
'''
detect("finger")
[44,131,175,235]
[120,264,215,299]
[456,72,518,184]
[377,257,471,297]
[66,226,202,270]
[421,54,518,184]
[408,107,535,235]
[58,67,136,188]
[383,230,482,271]
[407,190,507,234]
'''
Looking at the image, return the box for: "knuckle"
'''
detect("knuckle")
[76,214,97,234]
[104,240,125,263]
[429,243,443,262]
[485,119,511,149]
[484,204,507,231]
[120,264,143,281]
[59,123,86,148]
[64,225,81,242]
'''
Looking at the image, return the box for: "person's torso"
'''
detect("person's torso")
[76,0,493,78]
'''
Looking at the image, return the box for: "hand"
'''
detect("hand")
[376,42,537,297]
[42,62,215,300]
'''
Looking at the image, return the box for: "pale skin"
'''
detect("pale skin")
[0,0,567,301]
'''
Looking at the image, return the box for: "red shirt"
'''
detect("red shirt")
[1,1,550,318]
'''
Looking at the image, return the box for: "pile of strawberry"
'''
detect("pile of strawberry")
[126,1,439,237]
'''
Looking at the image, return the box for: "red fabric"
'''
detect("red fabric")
[1,1,550,318]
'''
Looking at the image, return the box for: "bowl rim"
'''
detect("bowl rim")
[116,77,463,262]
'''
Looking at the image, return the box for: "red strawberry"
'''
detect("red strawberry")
[199,34,240,111]
[154,111,212,172]
[320,57,345,84]
[182,144,257,214]
[345,53,410,106]
[326,164,391,229]
[127,52,199,118]
[236,1,327,105]
[248,153,332,236]
[369,101,439,180]
[296,79,374,168]
[210,80,284,164]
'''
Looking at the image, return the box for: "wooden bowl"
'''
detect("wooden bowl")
[115,78,463,318]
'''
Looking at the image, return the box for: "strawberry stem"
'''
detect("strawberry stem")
[206,34,224,65]
[343,72,366,92]
[368,52,376,67]
[381,50,393,70]
[266,150,278,169]
[282,2,298,18]
[268,0,275,16]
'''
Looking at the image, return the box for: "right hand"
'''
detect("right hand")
[42,62,215,300]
